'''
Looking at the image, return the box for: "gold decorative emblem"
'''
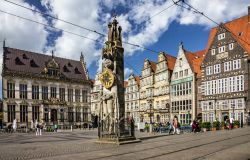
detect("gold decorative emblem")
[99,69,115,89]
[0,112,3,119]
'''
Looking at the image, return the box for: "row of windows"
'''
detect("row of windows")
[171,81,192,96]
[211,43,234,55]
[203,112,243,123]
[206,59,241,75]
[173,69,189,79]
[126,85,138,93]
[126,102,139,110]
[125,93,139,100]
[155,72,168,82]
[171,100,192,111]
[7,105,89,123]
[203,75,244,95]
[7,105,39,123]
[7,83,89,102]
[201,99,244,111]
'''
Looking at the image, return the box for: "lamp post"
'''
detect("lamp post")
[232,104,235,119]
[26,108,28,133]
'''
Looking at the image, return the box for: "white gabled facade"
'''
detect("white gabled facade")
[125,74,140,124]
[170,44,196,124]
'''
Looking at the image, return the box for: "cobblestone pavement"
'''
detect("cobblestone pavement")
[0,127,250,160]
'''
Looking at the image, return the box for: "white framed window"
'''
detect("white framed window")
[214,64,221,74]
[218,33,225,40]
[184,69,188,76]
[179,71,183,77]
[229,43,234,50]
[206,66,213,75]
[209,113,214,122]
[238,99,244,109]
[232,59,241,70]
[218,46,225,53]
[174,72,178,79]
[239,75,244,91]
[211,49,216,55]
[224,61,231,72]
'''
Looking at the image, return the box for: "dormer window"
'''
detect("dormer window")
[211,49,216,55]
[68,62,72,67]
[74,67,81,74]
[63,65,70,72]
[30,59,39,67]
[15,57,25,65]
[48,69,58,76]
[22,54,28,59]
[218,33,225,40]
[229,43,234,50]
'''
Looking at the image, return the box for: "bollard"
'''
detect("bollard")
[71,125,73,132]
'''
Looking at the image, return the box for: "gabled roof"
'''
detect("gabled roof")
[163,53,176,71]
[184,49,206,78]
[148,60,157,72]
[134,76,140,86]
[124,81,128,88]
[3,47,88,81]
[206,15,250,55]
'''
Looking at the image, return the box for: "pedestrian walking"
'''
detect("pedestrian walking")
[39,123,43,135]
[230,117,234,129]
[173,116,178,134]
[12,119,17,133]
[35,120,39,136]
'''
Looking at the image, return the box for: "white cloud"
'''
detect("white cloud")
[178,0,250,27]
[0,0,49,73]
[124,67,133,80]
[41,0,106,67]
[118,0,180,55]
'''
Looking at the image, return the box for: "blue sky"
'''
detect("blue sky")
[0,0,249,98]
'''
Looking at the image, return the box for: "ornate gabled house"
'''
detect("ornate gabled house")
[139,59,156,123]
[2,46,91,128]
[125,74,140,124]
[200,9,250,123]
[170,43,205,124]
[90,73,102,116]
[153,52,176,123]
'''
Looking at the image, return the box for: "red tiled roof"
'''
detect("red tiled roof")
[148,60,157,72]
[163,53,176,71]
[134,76,140,86]
[3,47,88,81]
[184,49,206,78]
[124,81,128,88]
[206,15,250,56]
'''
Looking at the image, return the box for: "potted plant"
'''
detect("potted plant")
[220,121,225,130]
[201,122,211,132]
[145,123,150,132]
[234,120,240,128]
[213,121,220,130]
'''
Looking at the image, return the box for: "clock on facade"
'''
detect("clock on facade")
[99,68,115,89]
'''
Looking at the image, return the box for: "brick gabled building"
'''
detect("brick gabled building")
[200,8,250,123]
[2,46,91,128]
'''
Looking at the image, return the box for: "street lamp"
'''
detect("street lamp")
[26,108,28,133]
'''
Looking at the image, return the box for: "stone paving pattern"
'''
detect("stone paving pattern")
[0,127,250,160]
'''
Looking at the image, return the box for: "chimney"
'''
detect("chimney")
[248,6,250,22]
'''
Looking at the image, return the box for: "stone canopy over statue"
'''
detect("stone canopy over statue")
[98,16,138,144]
